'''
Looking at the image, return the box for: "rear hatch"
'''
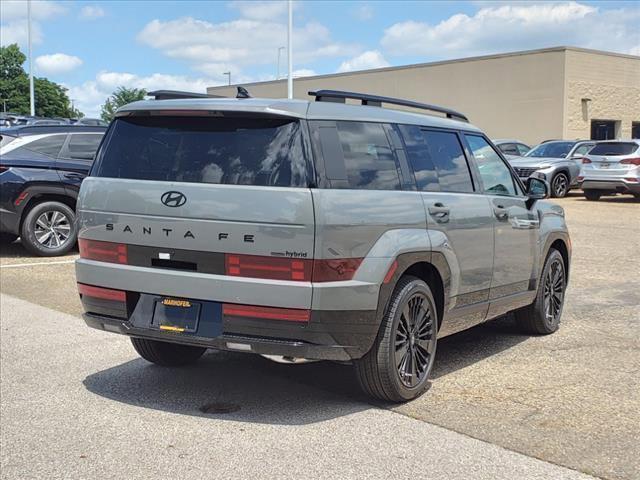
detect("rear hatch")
[583,142,640,179]
[77,112,316,306]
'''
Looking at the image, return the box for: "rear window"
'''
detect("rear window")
[589,142,639,156]
[94,116,311,187]
[22,134,67,157]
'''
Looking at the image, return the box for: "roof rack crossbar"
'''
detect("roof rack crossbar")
[308,89,468,122]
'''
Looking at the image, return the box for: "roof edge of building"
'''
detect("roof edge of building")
[208,46,640,92]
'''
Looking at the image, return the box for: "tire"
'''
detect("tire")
[354,276,438,402]
[20,201,78,256]
[516,249,566,335]
[0,233,18,244]
[583,190,601,201]
[131,337,206,366]
[550,172,569,198]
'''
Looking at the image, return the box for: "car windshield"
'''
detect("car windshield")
[525,142,574,158]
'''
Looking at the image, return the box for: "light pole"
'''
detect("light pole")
[277,46,285,79]
[287,0,293,99]
[28,0,35,116]
[223,72,231,86]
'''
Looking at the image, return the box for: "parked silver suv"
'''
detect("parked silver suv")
[75,90,571,402]
[507,140,595,198]
[578,140,640,200]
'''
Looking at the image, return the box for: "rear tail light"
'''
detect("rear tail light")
[77,283,126,302]
[223,303,310,322]
[581,158,592,164]
[620,157,640,166]
[224,254,362,282]
[79,238,128,264]
[225,254,312,281]
[0,166,9,173]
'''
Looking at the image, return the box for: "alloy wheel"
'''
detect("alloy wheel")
[553,174,568,197]
[34,210,72,249]
[543,258,565,324]
[395,293,436,388]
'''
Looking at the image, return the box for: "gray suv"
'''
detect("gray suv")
[508,140,595,198]
[75,90,571,402]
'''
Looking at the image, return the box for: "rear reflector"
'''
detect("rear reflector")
[14,191,28,206]
[79,238,128,264]
[77,283,126,302]
[620,157,640,166]
[225,254,362,282]
[581,158,592,164]
[577,176,584,182]
[623,177,639,183]
[383,260,398,284]
[223,303,310,322]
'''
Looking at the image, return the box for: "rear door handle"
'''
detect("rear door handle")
[428,202,450,223]
[494,205,509,221]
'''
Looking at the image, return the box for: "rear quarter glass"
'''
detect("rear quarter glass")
[92,115,313,188]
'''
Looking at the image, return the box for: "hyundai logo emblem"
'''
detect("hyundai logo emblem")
[161,191,187,207]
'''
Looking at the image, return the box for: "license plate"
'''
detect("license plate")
[600,163,610,169]
[153,297,201,333]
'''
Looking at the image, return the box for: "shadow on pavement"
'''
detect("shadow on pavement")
[83,315,529,424]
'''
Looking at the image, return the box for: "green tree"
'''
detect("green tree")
[0,43,81,117]
[100,86,146,122]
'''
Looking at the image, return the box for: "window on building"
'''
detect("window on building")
[335,121,401,190]
[590,120,617,140]
[632,122,640,140]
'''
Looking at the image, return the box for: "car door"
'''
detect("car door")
[463,134,538,317]
[56,133,104,197]
[399,125,494,334]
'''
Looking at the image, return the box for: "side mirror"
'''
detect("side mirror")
[525,175,549,209]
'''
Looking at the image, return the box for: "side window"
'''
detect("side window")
[20,134,67,157]
[499,143,519,156]
[465,135,517,196]
[516,143,530,156]
[401,126,474,193]
[398,125,438,191]
[64,134,104,160]
[335,121,401,190]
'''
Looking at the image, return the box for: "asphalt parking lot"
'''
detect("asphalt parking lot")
[1,193,638,480]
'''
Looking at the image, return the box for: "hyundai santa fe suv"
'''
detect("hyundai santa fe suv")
[578,140,640,200]
[75,89,571,402]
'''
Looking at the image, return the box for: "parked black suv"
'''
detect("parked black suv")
[0,125,106,256]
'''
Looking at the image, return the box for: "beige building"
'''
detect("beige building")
[208,47,640,146]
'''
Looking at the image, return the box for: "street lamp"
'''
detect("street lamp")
[277,46,285,79]
[223,72,231,86]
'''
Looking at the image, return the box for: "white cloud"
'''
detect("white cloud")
[337,50,389,73]
[293,68,316,78]
[65,71,224,118]
[35,53,82,74]
[228,1,289,20]
[0,0,65,47]
[79,5,105,20]
[136,14,358,81]
[353,4,374,21]
[381,1,640,59]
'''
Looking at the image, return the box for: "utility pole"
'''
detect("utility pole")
[287,0,293,99]
[277,46,285,79]
[223,72,231,86]
[28,0,35,116]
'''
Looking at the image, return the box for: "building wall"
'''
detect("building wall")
[563,50,640,140]
[208,49,568,145]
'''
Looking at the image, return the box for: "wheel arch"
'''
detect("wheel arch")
[19,191,77,231]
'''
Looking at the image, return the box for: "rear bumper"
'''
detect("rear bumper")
[83,307,379,362]
[579,179,640,193]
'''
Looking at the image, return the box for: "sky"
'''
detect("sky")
[1,0,639,117]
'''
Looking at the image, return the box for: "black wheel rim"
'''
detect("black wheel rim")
[543,259,565,324]
[34,210,71,249]
[553,175,567,197]
[395,293,435,388]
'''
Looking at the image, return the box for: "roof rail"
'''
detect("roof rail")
[308,89,469,122]
[147,90,224,100]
